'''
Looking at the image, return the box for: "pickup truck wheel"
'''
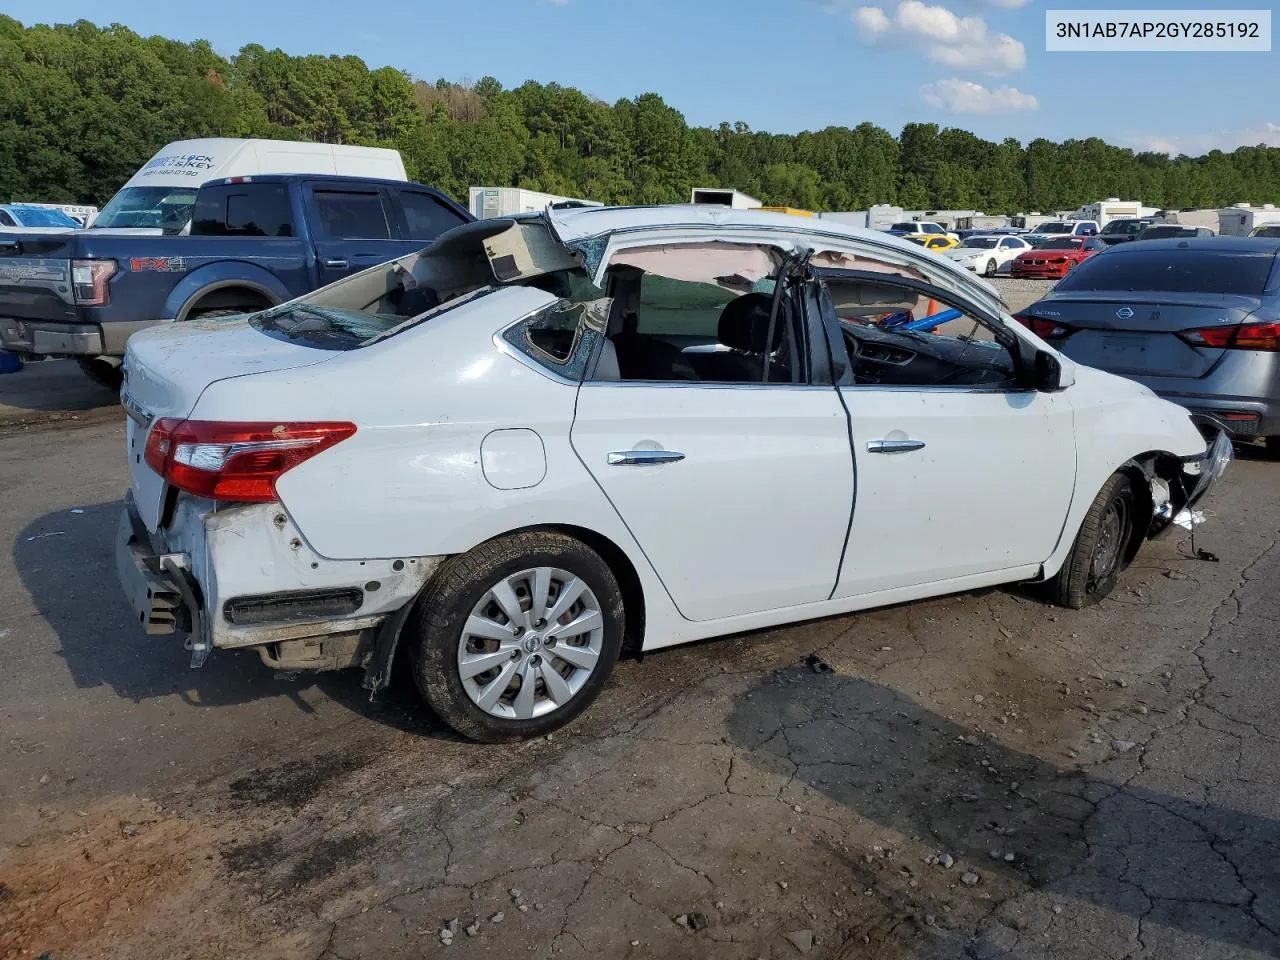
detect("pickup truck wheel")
[410,531,624,742]
[75,357,123,391]
[1049,473,1136,609]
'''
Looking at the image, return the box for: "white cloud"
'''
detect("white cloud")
[1121,123,1280,156]
[854,1,1026,74]
[921,77,1038,113]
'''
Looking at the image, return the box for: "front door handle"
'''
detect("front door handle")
[323,258,350,269]
[867,439,926,454]
[607,450,686,466]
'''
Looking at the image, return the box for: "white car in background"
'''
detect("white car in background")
[943,234,1032,276]
[115,206,1229,742]
[1024,219,1100,243]
[0,203,81,233]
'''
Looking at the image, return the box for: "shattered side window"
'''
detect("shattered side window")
[502,272,611,381]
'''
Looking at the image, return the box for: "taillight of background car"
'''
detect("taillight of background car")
[1013,314,1074,340]
[71,259,116,305]
[1179,323,1280,352]
[144,420,357,502]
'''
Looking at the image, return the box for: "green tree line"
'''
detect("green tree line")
[3,16,1279,214]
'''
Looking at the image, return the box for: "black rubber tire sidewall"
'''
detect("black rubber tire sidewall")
[986,259,998,277]
[410,531,624,742]
[75,357,123,391]
[1050,473,1136,609]
[1263,436,1280,461]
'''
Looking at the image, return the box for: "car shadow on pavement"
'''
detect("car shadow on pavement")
[12,501,437,736]
[0,358,117,415]
[727,669,1280,959]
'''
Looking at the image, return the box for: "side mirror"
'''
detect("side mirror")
[1034,350,1065,392]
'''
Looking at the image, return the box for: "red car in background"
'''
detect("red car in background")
[1010,237,1108,279]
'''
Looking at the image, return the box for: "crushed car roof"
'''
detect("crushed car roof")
[541,203,999,299]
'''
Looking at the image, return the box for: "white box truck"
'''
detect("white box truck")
[1218,204,1280,237]
[90,138,408,235]
[468,187,602,218]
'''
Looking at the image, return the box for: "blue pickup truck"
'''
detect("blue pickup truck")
[0,174,472,388]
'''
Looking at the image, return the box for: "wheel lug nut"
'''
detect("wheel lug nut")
[534,619,546,628]
[530,654,541,665]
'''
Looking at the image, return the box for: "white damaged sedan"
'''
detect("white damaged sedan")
[116,205,1230,741]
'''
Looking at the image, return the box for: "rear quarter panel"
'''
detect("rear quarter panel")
[187,287,671,626]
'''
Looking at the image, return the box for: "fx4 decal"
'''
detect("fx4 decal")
[130,257,188,273]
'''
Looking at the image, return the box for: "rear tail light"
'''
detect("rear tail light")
[144,419,356,502]
[1013,314,1073,340]
[71,259,116,305]
[1180,323,1280,351]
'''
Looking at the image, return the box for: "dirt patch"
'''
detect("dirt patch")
[0,798,218,960]
[228,747,375,810]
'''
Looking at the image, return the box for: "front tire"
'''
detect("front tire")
[1050,473,1136,609]
[409,531,624,742]
[985,258,998,278]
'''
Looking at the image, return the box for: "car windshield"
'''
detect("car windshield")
[1038,222,1072,233]
[8,206,79,227]
[1255,225,1280,238]
[1056,249,1276,295]
[890,223,916,232]
[962,238,999,249]
[1140,226,1187,239]
[93,186,199,233]
[1042,239,1084,250]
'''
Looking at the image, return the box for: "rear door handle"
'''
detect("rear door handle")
[867,439,926,454]
[607,450,686,466]
[323,258,349,269]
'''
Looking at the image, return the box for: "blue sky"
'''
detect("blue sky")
[7,0,1277,154]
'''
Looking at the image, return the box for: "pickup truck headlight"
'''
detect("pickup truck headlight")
[71,259,117,306]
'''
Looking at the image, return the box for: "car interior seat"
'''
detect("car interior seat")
[601,267,698,381]
[693,293,790,383]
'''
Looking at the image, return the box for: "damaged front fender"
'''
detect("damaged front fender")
[1143,429,1233,540]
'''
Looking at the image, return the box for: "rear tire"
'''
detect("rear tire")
[75,357,123,391]
[409,530,624,742]
[1263,436,1280,461]
[1049,473,1136,609]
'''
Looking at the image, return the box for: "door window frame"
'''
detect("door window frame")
[810,267,1037,393]
[305,182,395,241]
[580,253,828,389]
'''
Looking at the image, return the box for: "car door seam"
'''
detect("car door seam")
[827,384,858,601]
[567,381,692,622]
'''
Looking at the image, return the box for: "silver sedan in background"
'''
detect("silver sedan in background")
[1015,237,1280,454]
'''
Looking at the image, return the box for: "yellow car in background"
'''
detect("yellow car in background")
[904,234,959,251]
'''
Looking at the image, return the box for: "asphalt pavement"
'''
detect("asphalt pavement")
[4,281,1278,960]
